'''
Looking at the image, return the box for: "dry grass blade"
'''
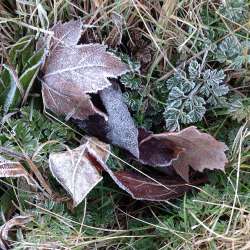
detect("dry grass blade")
[0,156,34,186]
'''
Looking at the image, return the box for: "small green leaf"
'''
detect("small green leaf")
[0,65,22,113]
[9,35,34,66]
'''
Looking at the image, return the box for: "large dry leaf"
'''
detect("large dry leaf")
[0,156,35,186]
[41,20,130,120]
[50,19,83,48]
[49,138,110,206]
[0,215,32,250]
[139,126,228,181]
[138,128,183,167]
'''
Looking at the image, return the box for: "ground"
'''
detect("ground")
[0,1,250,249]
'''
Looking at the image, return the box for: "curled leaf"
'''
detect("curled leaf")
[139,126,228,181]
[138,128,183,167]
[99,165,207,201]
[99,83,139,157]
[0,215,32,250]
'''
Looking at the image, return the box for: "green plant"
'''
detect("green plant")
[219,0,249,23]
[0,106,76,163]
[215,36,250,69]
[164,60,229,131]
[0,35,44,113]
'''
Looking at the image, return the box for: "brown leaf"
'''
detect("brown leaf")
[49,138,110,206]
[84,136,111,162]
[41,20,130,120]
[139,126,228,181]
[0,215,32,250]
[0,156,35,186]
[50,20,83,48]
[99,165,207,201]
[138,128,183,167]
[42,83,106,120]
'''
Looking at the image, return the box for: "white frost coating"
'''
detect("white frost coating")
[49,144,103,206]
[43,44,130,95]
[42,20,131,120]
[50,19,83,48]
[0,156,35,186]
[100,85,139,158]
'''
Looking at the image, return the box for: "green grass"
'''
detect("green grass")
[0,0,249,249]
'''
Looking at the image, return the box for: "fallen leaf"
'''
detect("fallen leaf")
[98,164,207,201]
[83,136,111,162]
[42,84,106,120]
[76,81,139,157]
[50,20,83,49]
[99,82,139,157]
[139,126,228,181]
[41,20,130,120]
[138,128,183,167]
[0,156,35,186]
[0,215,32,250]
[49,138,110,206]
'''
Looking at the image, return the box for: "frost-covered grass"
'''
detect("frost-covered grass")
[0,1,249,249]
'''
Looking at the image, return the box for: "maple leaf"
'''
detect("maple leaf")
[0,156,35,186]
[49,137,110,206]
[41,20,130,120]
[139,126,228,181]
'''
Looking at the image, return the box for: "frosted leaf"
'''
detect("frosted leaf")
[42,83,106,120]
[188,60,200,79]
[164,60,228,131]
[50,19,83,48]
[139,126,228,181]
[99,83,139,157]
[41,20,130,120]
[49,138,110,206]
[0,215,32,250]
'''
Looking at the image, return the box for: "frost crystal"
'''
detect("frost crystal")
[215,36,250,69]
[164,60,229,131]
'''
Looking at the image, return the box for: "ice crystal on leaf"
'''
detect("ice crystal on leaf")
[164,60,229,131]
